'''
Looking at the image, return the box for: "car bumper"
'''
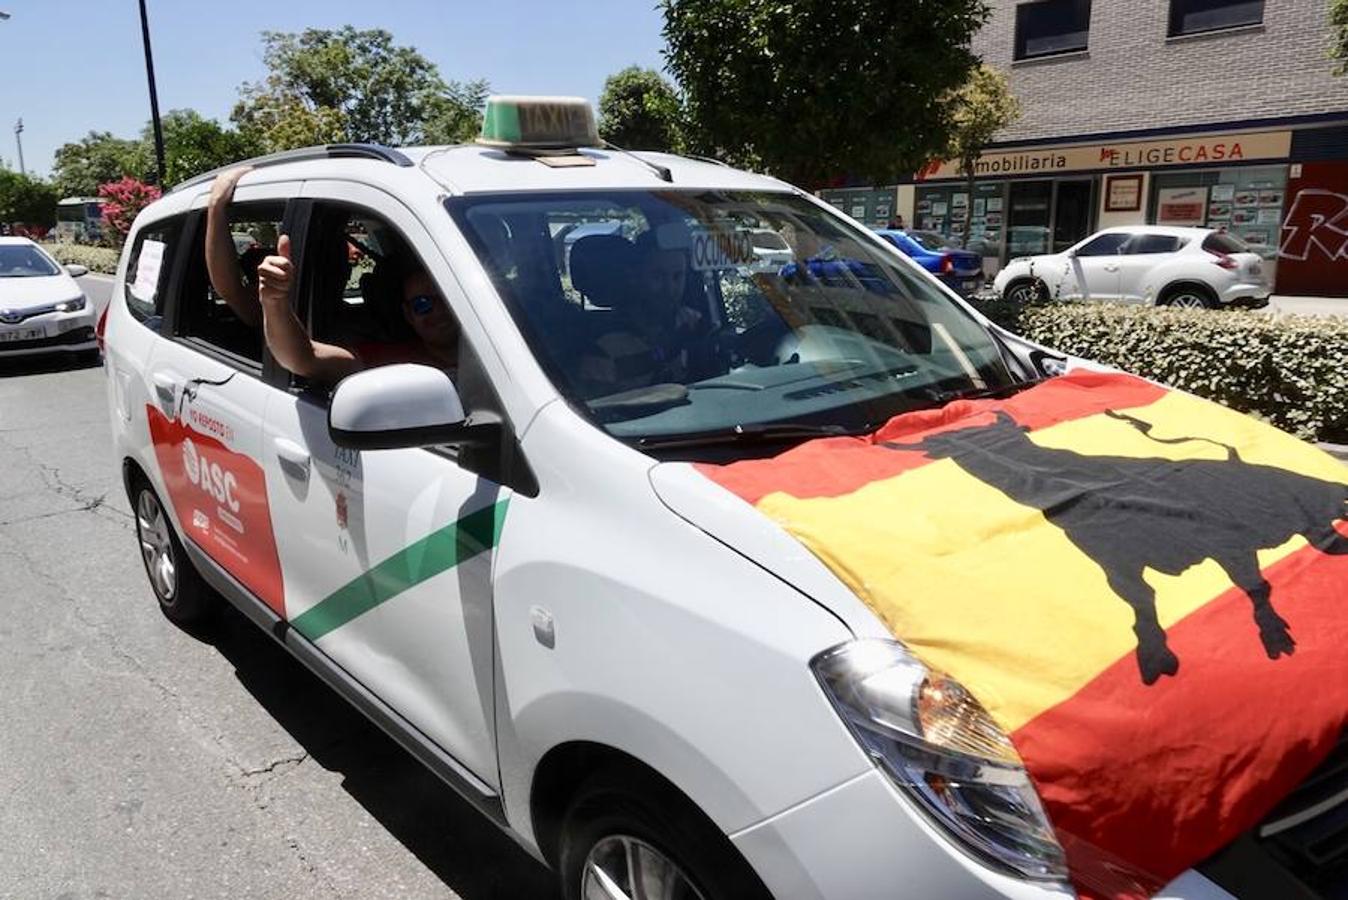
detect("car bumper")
[731,769,1235,899]
[940,274,984,297]
[0,311,98,357]
[1219,282,1271,308]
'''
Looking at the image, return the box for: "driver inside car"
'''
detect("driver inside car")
[573,231,711,397]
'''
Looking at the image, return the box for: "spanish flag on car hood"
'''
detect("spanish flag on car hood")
[695,371,1348,898]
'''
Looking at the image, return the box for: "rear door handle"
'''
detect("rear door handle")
[152,372,178,415]
[273,437,311,481]
[1103,264,1119,272]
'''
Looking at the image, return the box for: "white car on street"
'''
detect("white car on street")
[102,98,1348,900]
[0,237,96,359]
[993,226,1270,309]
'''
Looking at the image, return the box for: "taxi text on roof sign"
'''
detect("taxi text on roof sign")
[478,95,601,151]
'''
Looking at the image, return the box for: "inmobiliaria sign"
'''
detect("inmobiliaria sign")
[916,130,1292,181]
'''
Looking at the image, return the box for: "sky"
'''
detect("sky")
[0,0,668,178]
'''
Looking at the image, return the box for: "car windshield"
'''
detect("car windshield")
[0,244,61,278]
[448,190,1015,444]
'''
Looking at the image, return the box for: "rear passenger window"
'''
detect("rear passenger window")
[124,220,180,331]
[1123,234,1182,255]
[1202,232,1248,255]
[177,202,283,366]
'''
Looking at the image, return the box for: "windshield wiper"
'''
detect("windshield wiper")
[635,421,866,450]
[927,377,1046,405]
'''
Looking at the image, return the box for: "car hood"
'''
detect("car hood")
[652,370,1348,897]
[0,274,83,311]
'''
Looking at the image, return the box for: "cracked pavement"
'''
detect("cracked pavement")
[0,343,556,899]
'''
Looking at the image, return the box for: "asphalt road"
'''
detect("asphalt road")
[0,276,556,899]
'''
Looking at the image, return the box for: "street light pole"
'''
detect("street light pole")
[137,0,166,185]
[1,14,18,176]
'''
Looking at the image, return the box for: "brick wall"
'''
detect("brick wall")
[973,0,1348,143]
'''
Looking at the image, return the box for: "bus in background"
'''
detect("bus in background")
[53,197,106,243]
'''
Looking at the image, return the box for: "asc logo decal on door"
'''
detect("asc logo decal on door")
[146,404,285,616]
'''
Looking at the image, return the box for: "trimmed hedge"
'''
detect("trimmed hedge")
[40,242,121,275]
[980,300,1348,444]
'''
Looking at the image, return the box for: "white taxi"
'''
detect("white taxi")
[104,98,1348,900]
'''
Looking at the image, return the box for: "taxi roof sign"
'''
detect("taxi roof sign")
[478,96,601,151]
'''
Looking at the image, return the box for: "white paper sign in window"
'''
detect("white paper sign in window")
[132,239,166,301]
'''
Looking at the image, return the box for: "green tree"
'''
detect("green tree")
[598,66,685,152]
[232,86,349,154]
[232,27,488,149]
[421,79,491,144]
[51,132,151,198]
[661,0,990,187]
[152,109,263,186]
[0,169,59,227]
[943,64,1020,246]
[1332,0,1348,75]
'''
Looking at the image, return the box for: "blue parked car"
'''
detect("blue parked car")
[873,228,984,297]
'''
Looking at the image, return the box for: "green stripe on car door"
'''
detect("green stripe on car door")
[290,499,509,642]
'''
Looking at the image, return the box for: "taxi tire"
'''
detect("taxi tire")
[133,480,217,626]
[557,766,773,900]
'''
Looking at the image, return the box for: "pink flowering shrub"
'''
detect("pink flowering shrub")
[98,177,162,244]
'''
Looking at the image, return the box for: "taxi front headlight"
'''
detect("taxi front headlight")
[56,295,87,313]
[812,640,1068,882]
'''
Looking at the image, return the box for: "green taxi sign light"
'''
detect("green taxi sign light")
[478,95,601,151]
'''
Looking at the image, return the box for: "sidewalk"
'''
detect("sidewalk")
[1264,295,1347,318]
[1322,443,1348,463]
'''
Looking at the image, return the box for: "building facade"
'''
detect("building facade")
[823,0,1348,296]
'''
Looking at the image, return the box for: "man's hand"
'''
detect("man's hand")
[208,165,253,209]
[257,234,294,310]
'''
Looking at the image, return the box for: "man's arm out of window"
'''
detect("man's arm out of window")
[256,236,361,385]
[205,167,262,330]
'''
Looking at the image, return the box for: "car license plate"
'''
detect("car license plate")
[0,327,44,343]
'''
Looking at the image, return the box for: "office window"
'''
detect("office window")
[1014,0,1092,60]
[1169,0,1263,36]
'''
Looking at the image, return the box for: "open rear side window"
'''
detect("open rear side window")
[175,201,285,368]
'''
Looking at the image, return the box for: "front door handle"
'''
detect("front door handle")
[273,437,311,481]
[151,372,178,415]
[1103,264,1119,272]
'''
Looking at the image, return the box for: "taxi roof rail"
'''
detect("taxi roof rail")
[172,143,415,193]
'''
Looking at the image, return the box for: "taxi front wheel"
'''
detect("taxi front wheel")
[558,767,773,900]
[133,481,217,625]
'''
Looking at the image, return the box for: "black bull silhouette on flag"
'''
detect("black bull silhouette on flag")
[883,409,1348,684]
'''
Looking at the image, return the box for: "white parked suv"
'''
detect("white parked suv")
[993,226,1271,309]
[103,98,1348,900]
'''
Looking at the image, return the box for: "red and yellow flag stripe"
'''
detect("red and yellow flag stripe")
[698,370,1348,897]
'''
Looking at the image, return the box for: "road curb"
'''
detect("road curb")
[77,272,117,282]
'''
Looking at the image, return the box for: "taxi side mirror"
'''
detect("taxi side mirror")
[329,363,476,450]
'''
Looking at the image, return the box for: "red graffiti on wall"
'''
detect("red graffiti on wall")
[1279,190,1348,262]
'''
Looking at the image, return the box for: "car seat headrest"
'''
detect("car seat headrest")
[569,234,635,309]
